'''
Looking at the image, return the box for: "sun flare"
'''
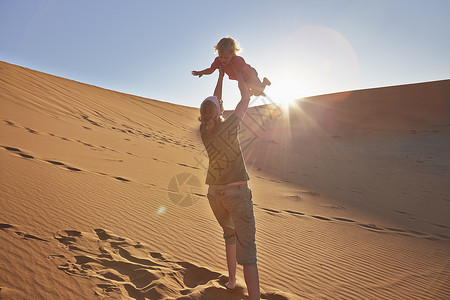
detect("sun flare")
[266,79,303,112]
[276,96,296,107]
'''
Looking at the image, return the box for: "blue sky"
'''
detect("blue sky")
[1,0,449,109]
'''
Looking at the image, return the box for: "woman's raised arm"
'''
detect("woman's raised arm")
[213,67,224,101]
[234,69,251,121]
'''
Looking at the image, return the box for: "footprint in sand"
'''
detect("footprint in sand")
[3,147,131,182]
[358,223,385,231]
[48,133,71,142]
[76,140,94,147]
[311,215,332,221]
[4,146,20,153]
[45,160,82,172]
[0,223,15,230]
[3,120,17,127]
[283,210,306,217]
[432,223,449,229]
[19,153,34,159]
[2,119,119,154]
[114,176,130,182]
[260,208,282,215]
[407,230,427,236]
[178,163,201,170]
[261,205,448,243]
[15,231,50,242]
[2,145,105,177]
[333,217,355,223]
[81,115,103,127]
[435,233,450,240]
[46,160,65,166]
[2,146,34,159]
[66,166,82,172]
[385,227,405,233]
[1,223,49,242]
[52,229,292,300]
[25,127,39,134]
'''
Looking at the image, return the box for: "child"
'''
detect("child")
[192,37,271,97]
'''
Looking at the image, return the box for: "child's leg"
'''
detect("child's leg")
[244,67,270,96]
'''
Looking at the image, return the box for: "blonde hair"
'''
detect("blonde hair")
[198,99,224,131]
[215,37,241,54]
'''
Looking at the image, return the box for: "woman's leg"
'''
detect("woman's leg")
[243,264,260,300]
[225,185,260,298]
[225,243,237,289]
[207,187,238,289]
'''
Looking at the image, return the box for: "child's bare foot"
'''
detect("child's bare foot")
[225,277,236,290]
[249,87,267,97]
[251,90,266,97]
[263,77,271,86]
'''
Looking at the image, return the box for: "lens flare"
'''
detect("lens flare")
[272,24,359,100]
[156,206,166,215]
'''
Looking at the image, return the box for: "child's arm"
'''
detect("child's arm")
[192,67,215,78]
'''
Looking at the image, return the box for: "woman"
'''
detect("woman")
[199,67,260,299]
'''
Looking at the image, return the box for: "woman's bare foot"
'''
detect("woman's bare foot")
[225,277,236,290]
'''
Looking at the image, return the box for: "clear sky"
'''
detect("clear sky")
[1,0,449,110]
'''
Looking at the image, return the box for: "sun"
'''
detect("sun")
[276,96,296,106]
[266,81,301,112]
[259,72,307,111]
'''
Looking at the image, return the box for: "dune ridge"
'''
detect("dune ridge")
[1,61,450,299]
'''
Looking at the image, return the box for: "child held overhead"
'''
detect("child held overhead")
[192,37,271,97]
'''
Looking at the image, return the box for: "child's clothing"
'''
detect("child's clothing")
[210,56,256,82]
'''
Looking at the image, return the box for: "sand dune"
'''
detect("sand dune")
[1,61,449,299]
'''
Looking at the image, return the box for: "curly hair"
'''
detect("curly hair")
[215,37,241,54]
